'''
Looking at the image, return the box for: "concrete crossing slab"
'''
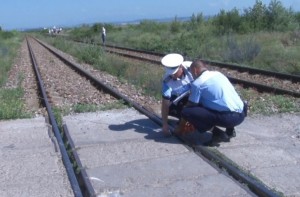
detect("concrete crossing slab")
[1,149,61,180]
[63,108,253,196]
[215,113,300,196]
[63,108,163,146]
[0,174,72,197]
[86,153,249,197]
[0,117,53,150]
[0,116,73,197]
[253,165,300,197]
[76,139,189,168]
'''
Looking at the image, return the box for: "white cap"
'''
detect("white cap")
[165,66,180,76]
[161,53,184,68]
[182,61,192,68]
[164,61,191,76]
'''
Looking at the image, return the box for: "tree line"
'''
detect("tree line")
[192,0,300,35]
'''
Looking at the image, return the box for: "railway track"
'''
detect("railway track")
[104,44,300,98]
[70,39,300,98]
[26,38,83,196]
[23,37,285,196]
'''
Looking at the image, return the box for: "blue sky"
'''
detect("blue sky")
[1,0,300,30]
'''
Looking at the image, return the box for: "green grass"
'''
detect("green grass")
[0,32,22,86]
[0,31,30,120]
[237,87,300,115]
[103,25,300,75]
[0,88,30,119]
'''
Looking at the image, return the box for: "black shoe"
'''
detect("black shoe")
[212,127,230,142]
[226,128,236,138]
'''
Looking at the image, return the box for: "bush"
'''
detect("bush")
[75,45,103,65]
[223,34,260,63]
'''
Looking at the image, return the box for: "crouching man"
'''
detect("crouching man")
[161,53,194,136]
[175,59,247,142]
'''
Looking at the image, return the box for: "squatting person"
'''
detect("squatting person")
[160,53,194,136]
[175,59,247,142]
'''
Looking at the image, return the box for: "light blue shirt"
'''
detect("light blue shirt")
[162,67,193,100]
[189,71,244,113]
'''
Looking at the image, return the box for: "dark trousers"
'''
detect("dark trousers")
[168,95,189,119]
[181,106,245,132]
[102,34,106,44]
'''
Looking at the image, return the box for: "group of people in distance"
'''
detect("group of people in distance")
[161,53,247,144]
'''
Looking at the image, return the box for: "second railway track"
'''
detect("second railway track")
[75,41,300,98]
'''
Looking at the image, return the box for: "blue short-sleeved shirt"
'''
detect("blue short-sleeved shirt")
[162,67,193,101]
[189,71,244,113]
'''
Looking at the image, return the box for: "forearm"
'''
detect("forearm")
[161,99,170,125]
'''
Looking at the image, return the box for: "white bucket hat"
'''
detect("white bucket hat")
[162,53,184,76]
[165,66,180,76]
[161,53,184,68]
[182,61,192,68]
[164,61,192,76]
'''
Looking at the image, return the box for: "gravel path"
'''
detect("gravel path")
[5,39,161,117]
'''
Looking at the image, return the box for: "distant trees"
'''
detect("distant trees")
[170,16,181,33]
[68,0,300,65]
[295,11,300,22]
[189,13,204,31]
[212,8,241,34]
[211,0,299,35]
[243,0,267,32]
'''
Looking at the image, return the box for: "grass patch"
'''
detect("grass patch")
[250,95,299,115]
[0,88,30,119]
[0,31,27,120]
[99,54,162,98]
[237,87,300,115]
[0,32,22,86]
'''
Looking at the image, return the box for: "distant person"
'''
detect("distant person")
[48,28,52,36]
[102,26,106,45]
[160,53,194,136]
[174,59,247,142]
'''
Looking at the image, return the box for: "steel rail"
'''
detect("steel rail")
[105,43,164,56]
[201,59,300,83]
[193,145,280,197]
[104,49,300,97]
[69,38,300,82]
[26,37,83,197]
[63,124,97,197]
[229,77,300,97]
[34,38,163,126]
[35,37,280,197]
[104,44,300,83]
[106,48,159,64]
